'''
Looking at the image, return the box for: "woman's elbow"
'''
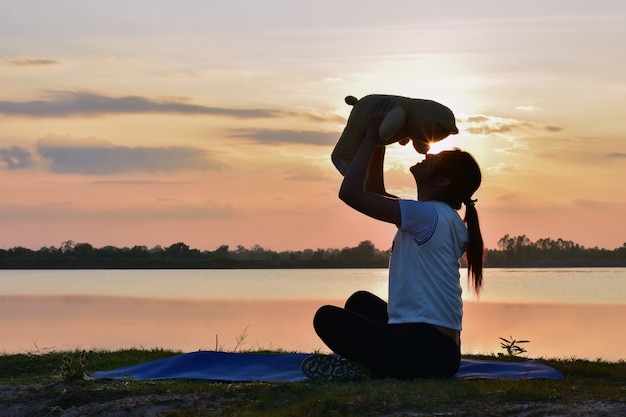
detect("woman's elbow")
[338,186,355,205]
[338,187,349,203]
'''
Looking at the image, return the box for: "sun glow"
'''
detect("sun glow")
[427,136,459,155]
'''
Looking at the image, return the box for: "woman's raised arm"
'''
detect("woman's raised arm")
[339,99,401,225]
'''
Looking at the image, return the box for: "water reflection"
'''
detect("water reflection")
[463,302,625,361]
[1,295,624,361]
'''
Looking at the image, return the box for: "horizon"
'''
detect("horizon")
[1,1,625,252]
[3,233,625,252]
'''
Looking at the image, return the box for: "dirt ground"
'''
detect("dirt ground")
[2,383,626,417]
[1,383,625,416]
[1,384,206,417]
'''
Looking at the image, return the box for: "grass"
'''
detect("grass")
[0,348,624,416]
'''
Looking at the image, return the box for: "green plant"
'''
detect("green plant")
[59,349,91,381]
[499,335,530,358]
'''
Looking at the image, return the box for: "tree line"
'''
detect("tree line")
[486,234,626,267]
[0,235,625,269]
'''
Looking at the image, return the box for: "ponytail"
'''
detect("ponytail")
[432,149,484,293]
[463,199,484,294]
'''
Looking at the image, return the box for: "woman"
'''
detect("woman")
[302,99,484,380]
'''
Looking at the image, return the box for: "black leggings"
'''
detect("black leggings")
[313,291,460,379]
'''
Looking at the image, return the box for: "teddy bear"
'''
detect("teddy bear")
[331,94,459,175]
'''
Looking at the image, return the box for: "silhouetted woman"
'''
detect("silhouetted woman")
[303,99,484,380]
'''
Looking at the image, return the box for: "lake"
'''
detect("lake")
[1,268,625,361]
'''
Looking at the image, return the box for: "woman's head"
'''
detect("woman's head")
[426,149,481,210]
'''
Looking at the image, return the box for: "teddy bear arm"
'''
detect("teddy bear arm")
[378,105,406,143]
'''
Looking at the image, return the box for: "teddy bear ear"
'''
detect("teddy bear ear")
[438,119,459,135]
[345,96,359,106]
[379,105,406,141]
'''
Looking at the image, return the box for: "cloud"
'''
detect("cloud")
[282,162,332,182]
[0,146,33,169]
[36,138,228,175]
[465,115,489,123]
[103,201,239,221]
[461,114,564,135]
[485,161,523,175]
[573,199,616,210]
[608,152,626,159]
[544,125,563,132]
[228,129,338,146]
[87,179,191,185]
[1,57,61,67]
[0,91,285,118]
[516,105,540,112]
[0,200,238,221]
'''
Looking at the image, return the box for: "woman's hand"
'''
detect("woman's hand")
[364,98,393,143]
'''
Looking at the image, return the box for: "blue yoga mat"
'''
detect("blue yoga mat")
[93,351,563,382]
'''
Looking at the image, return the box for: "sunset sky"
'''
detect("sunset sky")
[1,0,625,252]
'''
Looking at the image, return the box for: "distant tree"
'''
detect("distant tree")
[60,240,75,253]
[8,246,35,259]
[129,245,150,259]
[354,240,376,260]
[73,243,94,257]
[311,249,326,261]
[165,242,191,258]
[149,245,164,253]
[212,245,230,257]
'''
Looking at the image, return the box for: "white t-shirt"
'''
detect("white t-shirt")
[387,199,468,331]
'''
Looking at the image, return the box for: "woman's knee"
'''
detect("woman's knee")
[345,290,381,308]
[345,291,388,323]
[313,305,341,332]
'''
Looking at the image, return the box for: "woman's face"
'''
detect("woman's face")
[410,153,442,184]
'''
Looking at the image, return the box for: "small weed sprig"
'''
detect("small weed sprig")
[499,335,530,358]
[215,326,250,352]
[232,325,249,352]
